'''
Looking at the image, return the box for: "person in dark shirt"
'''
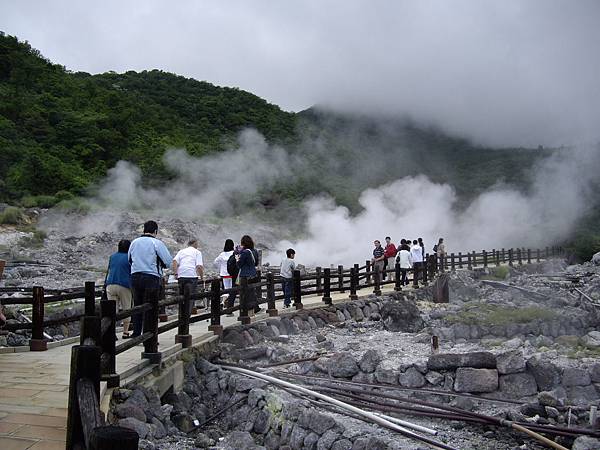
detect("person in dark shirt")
[236,235,260,315]
[371,240,385,277]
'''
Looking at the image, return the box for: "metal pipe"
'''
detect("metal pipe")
[220,365,456,450]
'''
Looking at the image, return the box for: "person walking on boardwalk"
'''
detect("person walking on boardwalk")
[371,240,385,278]
[172,238,204,308]
[105,239,132,339]
[128,220,172,338]
[397,241,413,286]
[280,248,296,308]
[384,236,397,281]
[214,239,235,304]
[410,239,424,284]
[236,235,259,315]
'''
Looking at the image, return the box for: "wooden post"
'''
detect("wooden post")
[450,253,455,271]
[322,268,332,305]
[84,281,96,316]
[483,250,488,268]
[141,287,161,364]
[501,248,506,263]
[208,279,223,337]
[413,263,419,287]
[256,269,263,306]
[431,335,439,354]
[175,283,192,346]
[458,252,463,269]
[365,260,371,285]
[517,248,523,265]
[338,265,345,293]
[467,253,472,270]
[373,265,382,296]
[349,267,358,300]
[293,269,303,310]
[423,256,429,286]
[472,251,477,267]
[89,426,138,450]
[495,249,500,267]
[508,248,514,267]
[158,278,168,322]
[100,299,119,388]
[394,262,402,291]
[266,272,277,316]
[0,259,5,281]
[30,286,47,351]
[527,248,532,264]
[66,345,102,450]
[238,277,250,325]
[354,263,360,288]
[536,249,541,262]
[315,267,322,292]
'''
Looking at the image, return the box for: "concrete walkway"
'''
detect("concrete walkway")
[0,281,404,450]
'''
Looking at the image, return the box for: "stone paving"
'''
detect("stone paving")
[0,282,403,449]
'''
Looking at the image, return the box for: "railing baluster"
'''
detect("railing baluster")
[141,288,161,364]
[266,272,278,316]
[293,269,303,310]
[338,265,345,293]
[30,286,47,351]
[100,299,119,387]
[322,268,332,305]
[208,279,223,336]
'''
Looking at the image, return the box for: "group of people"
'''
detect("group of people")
[371,236,447,285]
[104,220,270,339]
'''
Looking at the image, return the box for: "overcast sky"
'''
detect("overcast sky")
[2,0,600,146]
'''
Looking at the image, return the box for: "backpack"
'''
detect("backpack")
[433,244,438,253]
[227,254,239,276]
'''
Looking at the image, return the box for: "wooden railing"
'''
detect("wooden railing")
[1,246,565,449]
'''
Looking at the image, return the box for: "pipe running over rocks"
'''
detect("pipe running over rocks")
[219,365,457,450]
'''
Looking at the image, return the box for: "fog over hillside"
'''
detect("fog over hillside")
[88,125,599,266]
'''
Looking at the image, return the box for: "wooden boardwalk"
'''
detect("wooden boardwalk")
[0,284,401,450]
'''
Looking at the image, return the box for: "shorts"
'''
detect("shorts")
[106,284,133,311]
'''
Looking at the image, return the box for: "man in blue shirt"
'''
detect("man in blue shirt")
[128,220,172,338]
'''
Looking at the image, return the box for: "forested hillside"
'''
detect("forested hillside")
[0,32,295,203]
[0,32,598,259]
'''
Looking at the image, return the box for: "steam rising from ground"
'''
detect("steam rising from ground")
[91,129,598,267]
[97,130,292,216]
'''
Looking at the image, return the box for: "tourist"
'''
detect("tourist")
[410,239,424,284]
[236,235,259,315]
[397,242,413,285]
[418,237,425,261]
[172,238,204,309]
[435,238,447,268]
[214,239,235,303]
[128,220,172,338]
[371,240,385,278]
[105,239,132,339]
[280,248,296,308]
[383,236,397,281]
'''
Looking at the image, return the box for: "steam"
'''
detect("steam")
[269,145,599,266]
[90,126,598,267]
[97,129,292,216]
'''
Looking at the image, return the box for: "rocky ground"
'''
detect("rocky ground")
[0,207,286,289]
[109,267,600,450]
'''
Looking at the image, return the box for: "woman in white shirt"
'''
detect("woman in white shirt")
[214,239,235,302]
[397,240,413,286]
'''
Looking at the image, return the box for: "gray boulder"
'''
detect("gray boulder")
[398,367,426,388]
[562,368,591,387]
[499,373,538,398]
[427,352,496,370]
[592,251,600,266]
[379,296,424,332]
[568,385,599,405]
[590,363,600,383]
[114,403,147,422]
[454,368,498,393]
[329,353,359,378]
[221,431,258,450]
[318,429,341,450]
[331,439,353,450]
[359,349,382,373]
[572,436,600,450]
[496,350,525,374]
[118,417,150,439]
[526,356,561,391]
[583,331,600,349]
